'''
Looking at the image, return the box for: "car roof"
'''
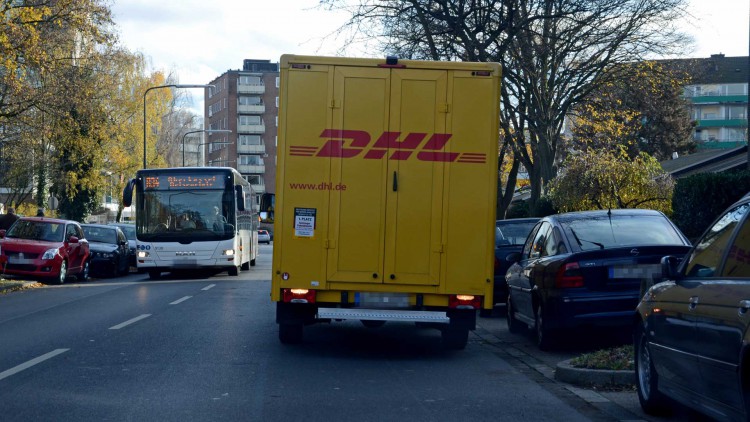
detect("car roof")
[496,217,540,224]
[82,224,119,231]
[18,216,76,224]
[546,208,664,223]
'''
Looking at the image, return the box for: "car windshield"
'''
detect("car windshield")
[6,220,64,242]
[114,224,135,240]
[496,221,538,245]
[562,214,685,251]
[82,226,117,244]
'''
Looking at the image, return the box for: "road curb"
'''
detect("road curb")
[555,358,635,387]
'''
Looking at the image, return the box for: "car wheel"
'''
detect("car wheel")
[54,260,67,285]
[112,257,120,277]
[635,323,670,415]
[77,260,89,282]
[535,303,555,350]
[506,295,525,334]
[279,323,303,344]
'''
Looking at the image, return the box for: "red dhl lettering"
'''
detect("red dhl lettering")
[288,129,485,163]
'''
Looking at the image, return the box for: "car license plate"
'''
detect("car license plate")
[355,292,410,308]
[608,264,661,280]
[8,257,33,264]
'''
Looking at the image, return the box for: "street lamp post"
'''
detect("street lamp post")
[143,84,214,169]
[182,129,232,166]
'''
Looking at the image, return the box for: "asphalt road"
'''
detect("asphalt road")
[0,244,694,421]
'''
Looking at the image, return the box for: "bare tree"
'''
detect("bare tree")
[323,0,689,216]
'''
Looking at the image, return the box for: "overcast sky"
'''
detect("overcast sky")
[110,0,748,111]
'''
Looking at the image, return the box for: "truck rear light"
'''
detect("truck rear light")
[449,294,481,309]
[282,288,316,303]
[555,262,584,288]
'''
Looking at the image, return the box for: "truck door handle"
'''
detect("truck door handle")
[392,172,398,192]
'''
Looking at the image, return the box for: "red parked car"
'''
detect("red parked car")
[0,217,90,284]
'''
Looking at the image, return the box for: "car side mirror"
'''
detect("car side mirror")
[506,251,521,263]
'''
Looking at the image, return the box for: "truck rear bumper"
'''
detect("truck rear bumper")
[317,308,450,324]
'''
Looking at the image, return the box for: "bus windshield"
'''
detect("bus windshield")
[137,189,235,242]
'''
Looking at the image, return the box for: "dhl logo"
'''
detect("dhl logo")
[290,129,486,163]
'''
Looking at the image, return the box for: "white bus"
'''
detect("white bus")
[123,167,258,279]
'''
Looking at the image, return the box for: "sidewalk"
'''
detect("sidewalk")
[0,278,42,294]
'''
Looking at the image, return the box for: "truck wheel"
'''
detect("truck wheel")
[361,320,386,328]
[442,327,469,350]
[279,323,303,344]
[228,265,239,276]
[148,270,161,280]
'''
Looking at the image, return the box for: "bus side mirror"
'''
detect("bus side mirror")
[122,178,136,207]
[235,185,246,212]
[259,193,275,223]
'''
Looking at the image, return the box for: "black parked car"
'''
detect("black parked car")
[491,218,540,308]
[635,193,750,421]
[108,222,136,268]
[81,224,130,277]
[505,209,691,350]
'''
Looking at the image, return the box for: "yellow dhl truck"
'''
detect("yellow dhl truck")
[261,55,500,349]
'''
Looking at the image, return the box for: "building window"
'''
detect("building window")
[239,115,261,125]
[244,175,263,185]
[239,75,261,86]
[239,135,262,146]
[239,96,262,105]
[728,105,747,120]
[239,155,263,165]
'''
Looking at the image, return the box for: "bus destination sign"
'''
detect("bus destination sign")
[143,174,224,190]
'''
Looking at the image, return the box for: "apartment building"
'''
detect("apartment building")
[204,59,279,204]
[680,54,748,149]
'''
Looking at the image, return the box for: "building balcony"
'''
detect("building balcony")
[237,84,265,94]
[238,124,265,134]
[238,104,265,114]
[238,164,265,173]
[695,119,747,128]
[695,140,747,150]
[237,144,265,154]
[689,95,747,104]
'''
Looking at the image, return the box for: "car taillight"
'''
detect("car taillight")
[282,288,316,303]
[449,294,481,309]
[555,262,584,288]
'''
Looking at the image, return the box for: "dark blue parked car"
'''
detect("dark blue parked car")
[490,218,539,308]
[505,209,691,350]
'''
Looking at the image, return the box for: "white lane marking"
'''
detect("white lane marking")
[170,296,192,305]
[201,284,216,291]
[109,314,151,330]
[0,349,70,381]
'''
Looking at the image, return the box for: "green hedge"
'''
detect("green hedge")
[672,170,750,241]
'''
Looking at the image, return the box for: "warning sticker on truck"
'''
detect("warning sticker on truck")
[294,207,316,238]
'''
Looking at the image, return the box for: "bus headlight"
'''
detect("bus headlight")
[222,249,235,256]
[137,251,150,258]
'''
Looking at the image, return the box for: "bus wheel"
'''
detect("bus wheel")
[241,261,250,271]
[250,259,256,267]
[228,266,239,276]
[148,270,161,280]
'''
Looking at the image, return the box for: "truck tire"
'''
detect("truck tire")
[279,323,303,344]
[442,327,469,350]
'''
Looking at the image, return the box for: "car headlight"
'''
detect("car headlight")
[42,248,59,260]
